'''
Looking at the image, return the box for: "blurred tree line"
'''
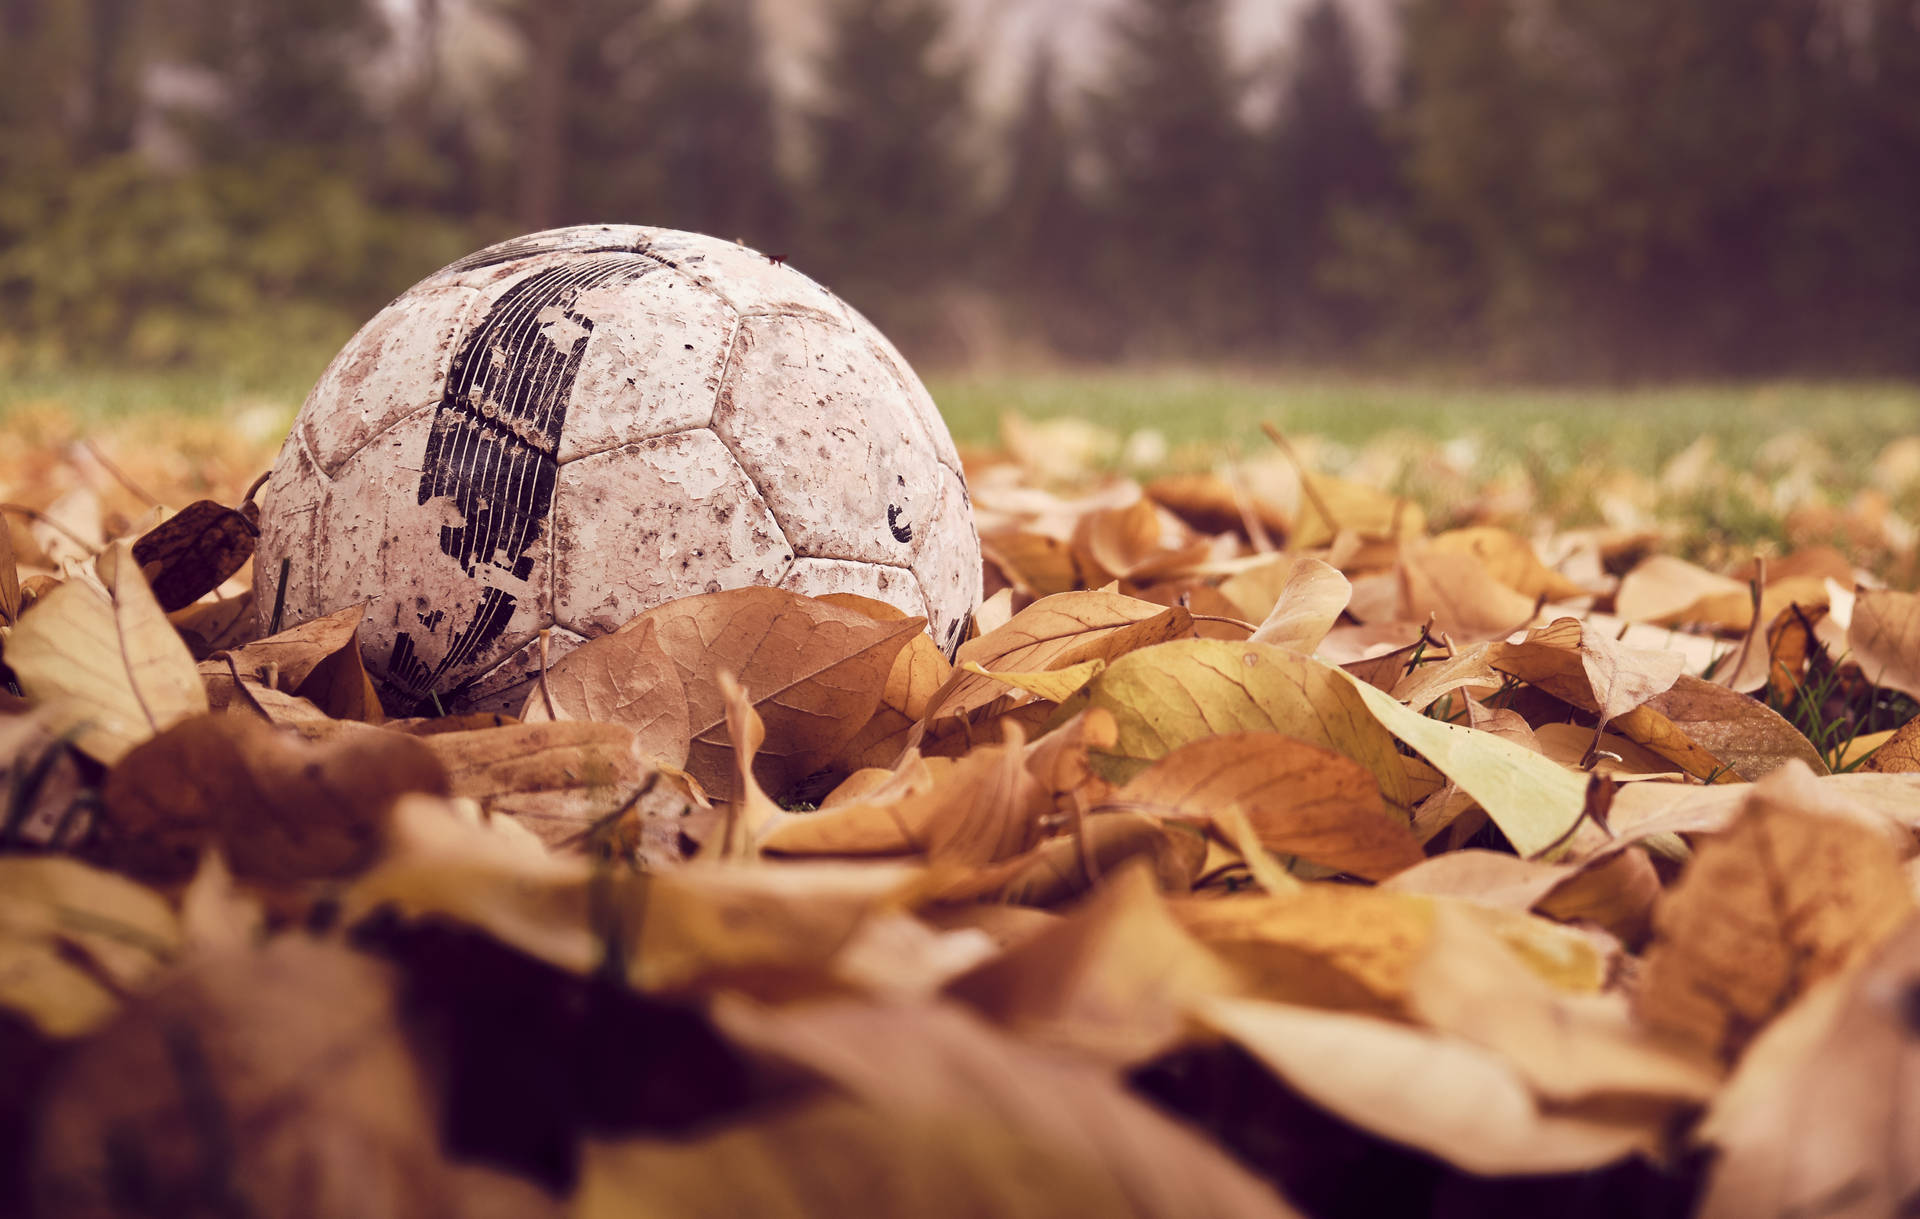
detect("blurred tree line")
[1,0,1916,378]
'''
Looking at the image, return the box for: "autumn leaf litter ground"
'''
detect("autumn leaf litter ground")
[5,406,1920,1217]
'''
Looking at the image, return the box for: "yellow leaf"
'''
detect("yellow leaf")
[8,540,207,764]
[1085,639,1414,814]
[1335,666,1587,857]
[1850,587,1920,703]
[1245,557,1350,654]
[959,656,1106,703]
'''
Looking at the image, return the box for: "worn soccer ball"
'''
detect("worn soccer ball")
[255,224,981,712]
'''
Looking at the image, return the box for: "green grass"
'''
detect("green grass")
[925,369,1920,470]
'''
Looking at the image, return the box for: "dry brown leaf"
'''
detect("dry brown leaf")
[1615,554,1752,626]
[1291,472,1422,549]
[1398,542,1542,641]
[706,995,1303,1218]
[1429,526,1590,602]
[1695,915,1920,1219]
[826,617,952,773]
[1863,715,1920,773]
[623,586,923,800]
[32,937,452,1219]
[129,498,257,612]
[929,589,1195,727]
[1638,673,1827,779]
[415,720,647,849]
[1105,731,1423,880]
[0,856,178,1038]
[1636,763,1916,1062]
[1600,767,1920,852]
[1197,996,1661,1176]
[763,723,1047,865]
[1245,557,1350,654]
[7,540,207,764]
[1850,587,1920,703]
[102,713,447,882]
[1176,886,1606,1017]
[1146,470,1290,543]
[1076,492,1167,580]
[1406,904,1719,1106]
[1381,847,1661,946]
[168,591,256,658]
[1487,616,1686,737]
[517,616,690,770]
[937,810,1209,906]
[347,795,930,996]
[1085,639,1415,818]
[946,864,1237,1063]
[207,603,384,722]
[979,529,1093,597]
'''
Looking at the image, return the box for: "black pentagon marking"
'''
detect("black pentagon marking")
[887,504,913,544]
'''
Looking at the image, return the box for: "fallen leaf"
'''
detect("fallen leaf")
[0,857,178,1037]
[930,589,1194,727]
[1638,674,1827,780]
[6,541,207,764]
[1636,763,1915,1062]
[979,530,1093,597]
[959,656,1107,704]
[946,864,1237,1063]
[1246,557,1350,654]
[1406,904,1719,1105]
[828,627,951,773]
[344,798,926,995]
[1694,914,1920,1219]
[168,591,256,658]
[32,937,453,1219]
[1850,588,1920,703]
[517,617,690,770]
[1398,542,1541,641]
[1429,527,1590,602]
[102,713,448,882]
[1335,667,1587,858]
[624,587,923,800]
[764,723,1047,866]
[1863,715,1920,773]
[1085,639,1414,817]
[1197,995,1660,1176]
[1487,616,1686,738]
[938,811,1208,906]
[1615,554,1752,626]
[1104,732,1423,880]
[699,995,1303,1218]
[415,720,648,849]
[129,498,257,611]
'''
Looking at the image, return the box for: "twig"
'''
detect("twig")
[80,439,161,508]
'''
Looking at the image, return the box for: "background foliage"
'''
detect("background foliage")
[2,0,1917,377]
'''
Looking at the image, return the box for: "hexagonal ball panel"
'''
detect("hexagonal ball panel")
[301,283,478,477]
[780,558,931,623]
[300,407,553,709]
[554,265,736,463]
[715,312,945,567]
[912,466,985,656]
[554,429,792,637]
[253,432,331,634]
[641,230,852,322]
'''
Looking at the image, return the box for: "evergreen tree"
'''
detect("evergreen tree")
[1085,0,1252,353]
[1257,0,1395,352]
[803,0,979,306]
[641,0,787,245]
[993,48,1103,355]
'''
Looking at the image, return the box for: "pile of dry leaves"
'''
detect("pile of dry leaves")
[4,408,1920,1219]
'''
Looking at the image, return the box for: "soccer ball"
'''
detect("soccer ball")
[254,225,982,712]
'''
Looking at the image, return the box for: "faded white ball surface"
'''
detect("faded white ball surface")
[254,225,982,711]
